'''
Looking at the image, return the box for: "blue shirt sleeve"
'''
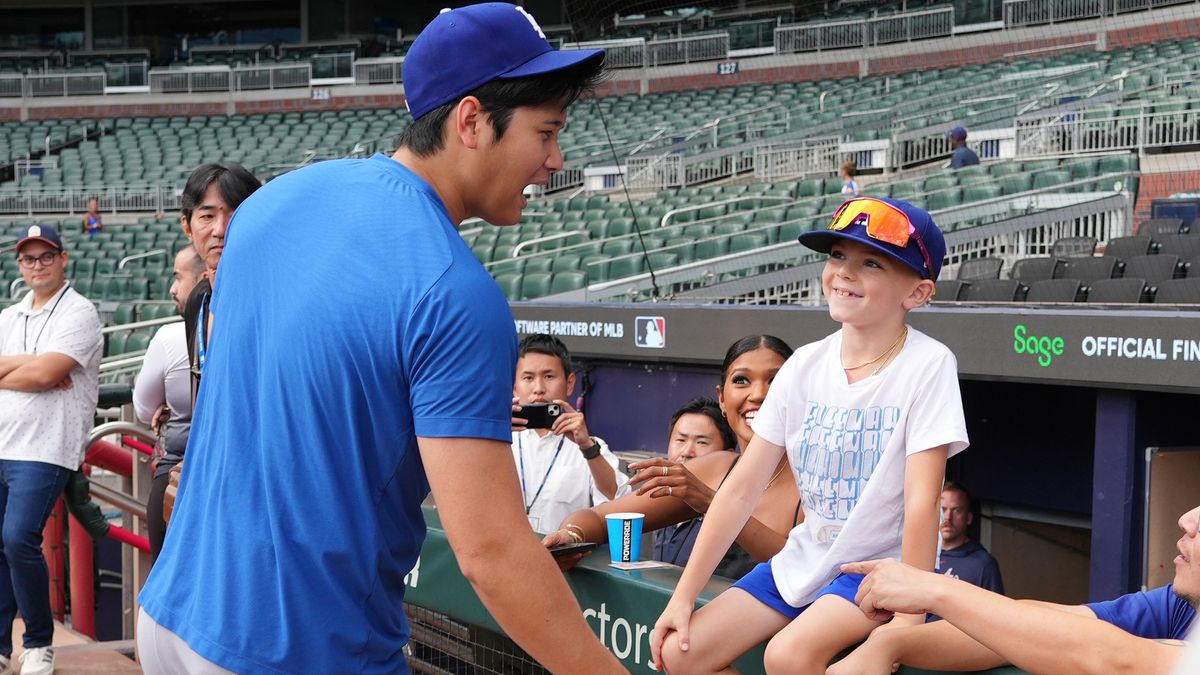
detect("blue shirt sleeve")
[1087,585,1196,640]
[405,262,517,443]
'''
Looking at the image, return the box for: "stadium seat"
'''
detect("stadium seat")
[1061,257,1118,284]
[1026,279,1082,303]
[956,257,1003,281]
[1010,257,1065,282]
[550,272,587,294]
[112,303,136,325]
[520,273,553,300]
[550,256,581,274]
[1124,255,1181,284]
[607,256,644,279]
[126,331,152,353]
[934,280,967,301]
[729,234,768,254]
[1052,237,1098,258]
[998,175,1032,195]
[494,273,521,301]
[1140,218,1186,236]
[1103,235,1154,263]
[961,279,1026,302]
[1154,278,1200,304]
[105,331,128,357]
[1085,278,1147,303]
[1156,234,1200,260]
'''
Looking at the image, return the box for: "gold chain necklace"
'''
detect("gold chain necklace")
[764,462,788,492]
[842,325,908,375]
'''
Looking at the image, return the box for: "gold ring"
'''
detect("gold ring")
[662,466,669,477]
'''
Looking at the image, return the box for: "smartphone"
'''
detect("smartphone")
[549,541,596,557]
[517,402,563,429]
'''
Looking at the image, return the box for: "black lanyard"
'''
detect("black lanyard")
[22,284,68,354]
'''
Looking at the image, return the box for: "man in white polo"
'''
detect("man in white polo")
[0,224,102,675]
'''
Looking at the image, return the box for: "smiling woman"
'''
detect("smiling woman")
[542,334,801,576]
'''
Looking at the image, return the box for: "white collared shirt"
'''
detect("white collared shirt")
[0,283,103,469]
[511,429,630,534]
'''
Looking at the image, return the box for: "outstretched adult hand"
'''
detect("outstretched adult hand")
[628,457,716,516]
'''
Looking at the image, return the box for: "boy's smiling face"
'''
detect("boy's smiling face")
[822,239,930,328]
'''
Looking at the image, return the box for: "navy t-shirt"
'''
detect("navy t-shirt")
[939,540,1004,594]
[139,154,518,673]
[950,145,980,169]
[1088,584,1196,640]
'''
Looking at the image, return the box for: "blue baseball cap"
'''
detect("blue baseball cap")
[947,126,968,141]
[797,197,946,281]
[16,224,63,252]
[403,3,605,120]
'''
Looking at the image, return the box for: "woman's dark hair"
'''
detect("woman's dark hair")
[719,335,793,384]
[518,333,572,377]
[669,396,737,453]
[398,57,606,157]
[180,162,261,223]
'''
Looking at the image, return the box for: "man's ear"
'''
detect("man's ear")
[566,371,577,397]
[454,96,487,150]
[180,214,192,237]
[967,511,974,527]
[904,278,936,309]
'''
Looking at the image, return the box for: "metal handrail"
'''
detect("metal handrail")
[117,248,166,270]
[660,195,793,228]
[510,231,587,258]
[101,315,179,336]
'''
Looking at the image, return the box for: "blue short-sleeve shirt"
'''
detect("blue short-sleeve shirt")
[138,155,518,673]
[1087,584,1196,641]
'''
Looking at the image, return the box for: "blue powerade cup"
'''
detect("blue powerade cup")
[605,512,645,563]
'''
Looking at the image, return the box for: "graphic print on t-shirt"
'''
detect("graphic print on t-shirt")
[797,401,900,536]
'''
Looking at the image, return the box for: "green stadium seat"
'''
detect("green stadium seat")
[926,190,962,211]
[550,256,581,274]
[112,303,136,325]
[963,184,1003,203]
[494,273,521,301]
[608,256,644,279]
[105,331,128,357]
[1032,170,1072,190]
[126,330,152,353]
[602,240,634,256]
[520,273,553,299]
[730,233,769,253]
[999,175,1033,195]
[550,271,587,294]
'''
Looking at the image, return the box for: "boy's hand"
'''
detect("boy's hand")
[550,399,591,448]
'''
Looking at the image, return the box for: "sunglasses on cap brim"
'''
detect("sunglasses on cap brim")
[828,198,935,279]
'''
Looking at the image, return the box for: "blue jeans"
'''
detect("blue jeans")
[0,460,70,655]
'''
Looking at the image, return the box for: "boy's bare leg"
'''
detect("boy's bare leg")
[763,595,880,675]
[660,588,791,675]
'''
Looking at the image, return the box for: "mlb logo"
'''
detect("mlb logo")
[634,316,666,349]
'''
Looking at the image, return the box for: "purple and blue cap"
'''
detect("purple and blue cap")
[16,224,63,252]
[402,3,605,121]
[797,197,947,281]
[947,126,968,141]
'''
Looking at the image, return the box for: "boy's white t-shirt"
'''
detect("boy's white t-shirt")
[751,326,969,608]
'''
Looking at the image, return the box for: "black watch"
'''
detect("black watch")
[579,438,601,460]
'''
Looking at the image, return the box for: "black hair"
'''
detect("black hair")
[180,162,261,223]
[669,396,737,453]
[518,333,572,377]
[398,56,606,157]
[719,335,794,384]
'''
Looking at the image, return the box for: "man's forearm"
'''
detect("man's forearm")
[457,530,624,673]
[932,577,1176,675]
[0,355,35,381]
[0,362,62,392]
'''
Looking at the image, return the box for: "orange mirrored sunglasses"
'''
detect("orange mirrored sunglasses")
[828,198,934,279]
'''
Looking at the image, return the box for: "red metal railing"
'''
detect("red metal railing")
[43,422,155,639]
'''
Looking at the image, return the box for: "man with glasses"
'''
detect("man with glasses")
[0,224,102,675]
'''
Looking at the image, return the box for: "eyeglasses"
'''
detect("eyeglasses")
[828,198,934,279]
[17,251,61,268]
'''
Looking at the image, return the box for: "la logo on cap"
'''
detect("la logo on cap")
[515,6,546,39]
[27,225,41,237]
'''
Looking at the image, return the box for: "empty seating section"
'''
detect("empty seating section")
[1,110,407,191]
[937,229,1200,305]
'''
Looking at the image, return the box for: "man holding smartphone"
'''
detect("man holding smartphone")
[512,334,628,533]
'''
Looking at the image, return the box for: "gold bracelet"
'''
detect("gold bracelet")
[563,524,585,543]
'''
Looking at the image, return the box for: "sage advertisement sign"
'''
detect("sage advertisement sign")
[510,303,1200,394]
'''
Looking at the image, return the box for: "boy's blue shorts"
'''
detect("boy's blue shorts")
[731,562,864,620]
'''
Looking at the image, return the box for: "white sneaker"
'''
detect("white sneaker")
[17,647,52,675]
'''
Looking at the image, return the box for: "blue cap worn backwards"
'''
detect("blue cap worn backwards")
[402,3,605,121]
[798,197,947,281]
